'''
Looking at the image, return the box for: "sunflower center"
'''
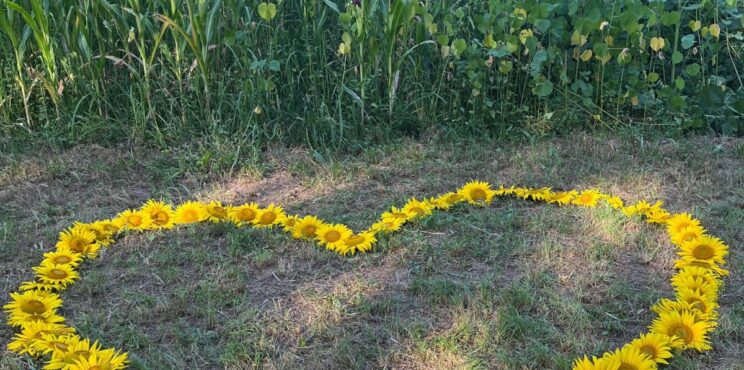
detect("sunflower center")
[302,225,317,238]
[325,230,341,243]
[128,215,142,226]
[692,244,714,260]
[208,206,227,219]
[638,344,658,359]
[392,212,408,219]
[669,324,693,344]
[674,221,692,234]
[238,209,256,221]
[260,212,277,225]
[345,235,365,246]
[618,363,639,370]
[688,298,709,313]
[470,188,487,201]
[53,255,72,264]
[410,207,425,216]
[579,194,593,203]
[69,238,85,252]
[89,366,102,370]
[183,210,198,222]
[154,211,169,224]
[49,269,68,280]
[52,341,68,351]
[74,350,90,357]
[22,300,47,314]
[681,231,698,242]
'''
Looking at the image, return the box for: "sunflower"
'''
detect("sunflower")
[434,192,463,210]
[141,200,176,229]
[603,345,657,370]
[56,227,99,258]
[204,201,229,223]
[667,213,701,235]
[381,206,415,221]
[73,221,115,247]
[622,200,652,217]
[459,181,494,205]
[673,258,729,276]
[340,232,377,255]
[280,214,300,233]
[676,287,718,317]
[604,195,625,209]
[402,198,434,219]
[174,201,209,224]
[45,337,102,370]
[252,204,285,228]
[572,355,620,370]
[31,333,81,356]
[644,202,671,224]
[671,274,719,297]
[114,209,154,231]
[368,217,406,234]
[292,215,325,239]
[678,235,728,265]
[68,347,128,370]
[672,267,721,289]
[42,249,83,267]
[516,187,552,201]
[571,356,596,370]
[670,225,706,246]
[33,263,79,290]
[571,189,604,207]
[7,321,75,356]
[548,190,578,206]
[3,290,63,327]
[228,203,260,226]
[650,309,713,351]
[315,224,353,251]
[630,333,674,364]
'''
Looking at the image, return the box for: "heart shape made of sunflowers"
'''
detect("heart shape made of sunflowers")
[4,181,730,369]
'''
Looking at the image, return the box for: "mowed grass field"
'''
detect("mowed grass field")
[1,133,742,369]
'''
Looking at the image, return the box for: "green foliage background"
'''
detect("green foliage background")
[0,0,743,149]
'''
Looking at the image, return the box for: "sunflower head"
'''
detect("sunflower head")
[69,347,128,370]
[604,195,625,209]
[548,190,578,206]
[3,290,63,327]
[33,263,79,290]
[292,215,325,239]
[204,201,229,223]
[252,204,285,228]
[141,200,176,229]
[46,336,102,369]
[42,249,83,267]
[674,258,729,276]
[459,181,494,205]
[114,209,154,231]
[228,203,260,226]
[603,345,657,370]
[434,192,463,209]
[402,198,434,219]
[572,189,604,207]
[630,332,674,364]
[667,213,701,235]
[315,224,353,251]
[678,235,728,266]
[174,201,208,225]
[340,232,377,255]
[650,309,714,351]
[57,227,99,258]
[369,216,405,234]
[280,214,300,233]
[7,321,75,356]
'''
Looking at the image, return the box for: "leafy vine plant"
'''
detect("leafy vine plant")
[4,181,729,369]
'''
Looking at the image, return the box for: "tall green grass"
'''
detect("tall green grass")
[0,0,742,149]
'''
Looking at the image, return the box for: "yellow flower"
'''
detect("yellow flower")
[519,29,533,45]
[604,195,624,209]
[459,181,494,205]
[31,333,81,357]
[676,287,718,317]
[141,200,176,229]
[56,227,99,258]
[44,336,102,370]
[33,263,79,290]
[174,201,208,225]
[7,321,74,356]
[650,309,713,351]
[228,203,260,226]
[630,333,674,364]
[292,215,325,239]
[670,225,706,246]
[68,347,128,370]
[340,232,377,255]
[280,214,300,233]
[368,217,405,234]
[3,290,63,327]
[580,49,593,62]
[548,190,577,205]
[674,258,729,277]
[42,249,83,267]
[74,221,115,246]
[315,224,353,252]
[572,189,603,207]
[402,198,434,219]
[204,201,229,222]
[252,204,285,228]
[114,209,154,231]
[381,206,415,221]
[678,235,728,266]
[602,345,657,370]
[666,213,700,235]
[433,192,463,210]
[672,266,721,290]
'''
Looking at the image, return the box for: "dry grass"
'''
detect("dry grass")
[1,133,742,369]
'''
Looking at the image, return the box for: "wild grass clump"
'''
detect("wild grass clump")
[0,0,742,149]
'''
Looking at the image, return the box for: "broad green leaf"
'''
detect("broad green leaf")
[681,34,695,50]
[685,63,701,76]
[672,51,683,64]
[532,76,553,97]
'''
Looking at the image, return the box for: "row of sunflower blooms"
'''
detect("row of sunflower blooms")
[4,181,728,369]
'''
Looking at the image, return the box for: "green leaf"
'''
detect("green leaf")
[535,19,550,33]
[452,38,467,55]
[648,72,659,83]
[675,77,685,90]
[671,51,683,64]
[681,34,695,50]
[532,76,553,97]
[322,0,339,13]
[529,49,548,77]
[258,2,277,21]
[685,63,700,77]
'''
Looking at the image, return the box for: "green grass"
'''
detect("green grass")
[1,132,743,369]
